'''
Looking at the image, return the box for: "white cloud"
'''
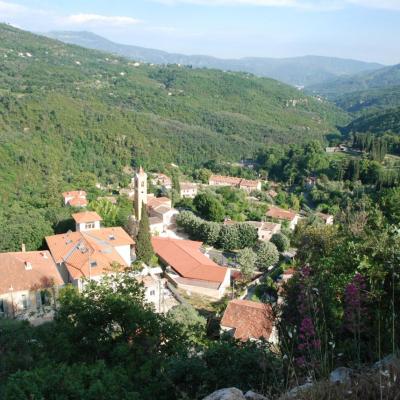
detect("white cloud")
[347,0,400,11]
[154,0,400,10]
[63,13,142,27]
[153,0,344,11]
[0,0,27,15]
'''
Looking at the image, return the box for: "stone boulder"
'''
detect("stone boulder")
[286,382,314,398]
[203,388,246,400]
[373,354,399,371]
[329,367,353,384]
[244,390,269,400]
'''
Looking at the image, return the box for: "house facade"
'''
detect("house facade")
[0,250,64,322]
[72,211,102,232]
[180,182,198,198]
[152,237,230,299]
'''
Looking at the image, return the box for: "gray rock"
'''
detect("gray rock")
[373,354,399,370]
[329,367,352,384]
[244,390,269,400]
[286,382,314,398]
[203,388,246,400]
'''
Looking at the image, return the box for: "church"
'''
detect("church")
[133,167,179,236]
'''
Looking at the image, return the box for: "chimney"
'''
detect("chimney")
[21,243,26,252]
[24,261,32,270]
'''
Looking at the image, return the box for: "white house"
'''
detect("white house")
[46,217,135,291]
[72,211,102,232]
[180,182,198,198]
[246,221,281,242]
[147,195,179,234]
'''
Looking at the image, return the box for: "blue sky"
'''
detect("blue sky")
[1,0,399,64]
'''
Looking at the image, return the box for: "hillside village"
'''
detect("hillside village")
[1,164,335,344]
[1,21,400,400]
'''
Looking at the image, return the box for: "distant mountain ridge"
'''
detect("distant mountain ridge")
[44,30,384,87]
[308,64,400,98]
[307,64,400,116]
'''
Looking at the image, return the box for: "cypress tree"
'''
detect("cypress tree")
[136,202,155,264]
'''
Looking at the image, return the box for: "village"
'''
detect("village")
[0,165,334,343]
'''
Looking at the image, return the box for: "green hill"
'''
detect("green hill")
[0,23,348,250]
[307,64,400,97]
[307,64,400,115]
[342,106,400,135]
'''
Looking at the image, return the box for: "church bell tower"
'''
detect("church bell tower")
[134,166,147,221]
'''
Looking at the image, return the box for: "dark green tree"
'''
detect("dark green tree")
[256,242,279,271]
[136,203,155,264]
[194,192,225,222]
[270,232,290,252]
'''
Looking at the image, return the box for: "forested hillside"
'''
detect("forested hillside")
[0,23,348,249]
[343,106,400,135]
[307,64,400,115]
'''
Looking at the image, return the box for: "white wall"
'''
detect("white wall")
[76,220,101,232]
[114,245,132,266]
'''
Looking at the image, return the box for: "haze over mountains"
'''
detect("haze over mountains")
[45,30,384,88]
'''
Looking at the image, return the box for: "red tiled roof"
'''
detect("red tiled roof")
[221,299,274,341]
[68,197,88,207]
[209,175,260,188]
[266,206,297,221]
[152,238,228,284]
[147,196,171,210]
[46,228,134,280]
[209,175,242,185]
[62,190,87,198]
[72,211,102,224]
[239,179,260,188]
[0,251,64,294]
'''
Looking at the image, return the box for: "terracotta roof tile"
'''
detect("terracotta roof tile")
[62,190,87,198]
[221,299,274,341]
[45,228,133,280]
[68,197,88,207]
[0,251,64,294]
[147,196,171,210]
[72,211,102,223]
[266,206,297,221]
[152,238,228,284]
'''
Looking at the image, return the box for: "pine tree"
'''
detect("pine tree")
[136,202,155,264]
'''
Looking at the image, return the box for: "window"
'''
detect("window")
[0,299,4,313]
[150,290,155,296]
[85,222,95,229]
[40,290,50,306]
[90,261,98,268]
[21,294,28,310]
